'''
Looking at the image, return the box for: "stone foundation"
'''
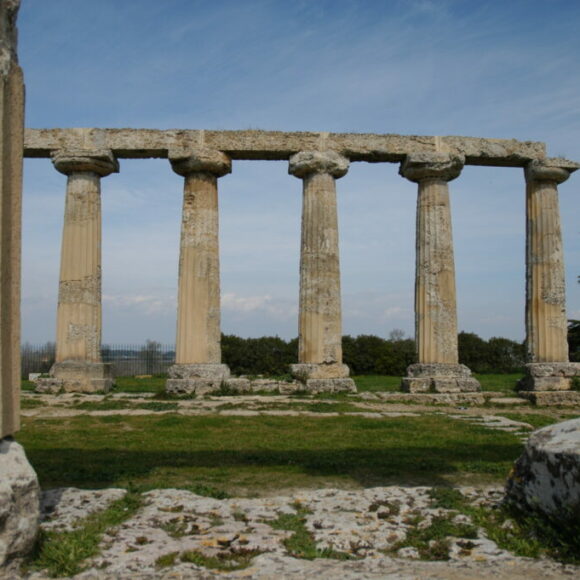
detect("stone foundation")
[166,363,231,395]
[290,363,357,393]
[401,363,481,393]
[517,362,580,391]
[35,360,113,393]
[0,438,40,573]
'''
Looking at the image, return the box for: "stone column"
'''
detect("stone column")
[0,0,40,573]
[519,158,580,393]
[400,152,480,393]
[166,149,232,395]
[41,149,118,393]
[288,151,356,393]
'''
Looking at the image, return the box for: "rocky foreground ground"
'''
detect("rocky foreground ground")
[15,484,578,579]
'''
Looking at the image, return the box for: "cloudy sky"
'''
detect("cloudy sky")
[18,0,580,344]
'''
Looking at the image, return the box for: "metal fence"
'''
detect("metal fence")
[21,341,175,378]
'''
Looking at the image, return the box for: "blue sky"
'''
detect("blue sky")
[18,0,580,344]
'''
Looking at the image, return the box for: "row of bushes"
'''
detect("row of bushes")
[221,332,529,376]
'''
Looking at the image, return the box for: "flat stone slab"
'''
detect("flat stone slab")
[488,397,529,406]
[518,391,580,406]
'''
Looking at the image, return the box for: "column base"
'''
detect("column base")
[0,438,40,573]
[517,362,580,392]
[401,363,481,393]
[35,361,113,393]
[165,363,231,396]
[289,363,357,393]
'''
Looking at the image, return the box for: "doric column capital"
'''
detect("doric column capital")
[525,158,577,185]
[51,149,119,177]
[400,152,464,183]
[169,148,231,177]
[288,151,349,179]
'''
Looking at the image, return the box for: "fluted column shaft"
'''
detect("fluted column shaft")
[52,150,118,364]
[402,153,462,364]
[400,153,480,393]
[288,151,355,392]
[171,150,231,365]
[525,160,571,362]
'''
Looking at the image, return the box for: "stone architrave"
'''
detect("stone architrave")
[165,149,231,395]
[519,159,580,391]
[399,152,480,393]
[0,0,40,573]
[41,149,119,393]
[288,151,356,393]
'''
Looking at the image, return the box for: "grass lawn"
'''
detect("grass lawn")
[17,413,523,495]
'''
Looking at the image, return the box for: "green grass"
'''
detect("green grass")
[28,493,142,577]
[474,374,522,393]
[351,374,523,394]
[113,375,167,393]
[17,414,523,494]
[500,413,562,430]
[428,487,580,563]
[352,375,402,392]
[268,504,353,560]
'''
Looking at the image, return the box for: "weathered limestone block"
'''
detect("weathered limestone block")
[168,363,230,380]
[167,149,231,393]
[303,379,357,394]
[506,418,580,517]
[401,363,480,393]
[288,151,355,393]
[0,438,40,572]
[524,159,577,366]
[0,0,24,438]
[518,390,580,407]
[165,378,222,396]
[39,361,113,394]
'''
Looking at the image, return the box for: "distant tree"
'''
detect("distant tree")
[388,328,405,341]
[458,332,490,373]
[569,320,580,362]
[139,339,163,374]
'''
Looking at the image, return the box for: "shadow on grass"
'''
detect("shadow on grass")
[23,443,521,490]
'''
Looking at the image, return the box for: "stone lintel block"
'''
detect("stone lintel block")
[290,363,350,382]
[303,378,357,394]
[41,361,113,393]
[400,152,464,183]
[518,391,580,407]
[288,150,349,179]
[525,158,578,184]
[168,363,230,380]
[169,147,231,177]
[51,148,119,177]
[165,378,222,396]
[0,437,40,572]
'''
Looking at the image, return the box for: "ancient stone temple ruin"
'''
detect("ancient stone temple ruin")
[23,128,580,398]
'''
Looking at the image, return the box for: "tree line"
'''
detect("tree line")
[22,323,580,378]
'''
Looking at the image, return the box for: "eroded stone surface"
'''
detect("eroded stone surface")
[0,438,40,571]
[506,418,580,515]
[22,485,580,579]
